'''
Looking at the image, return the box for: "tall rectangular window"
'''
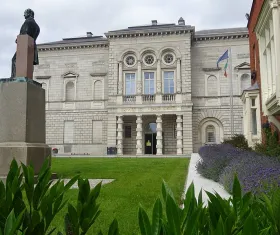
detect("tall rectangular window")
[125,73,136,95]
[64,121,74,143]
[144,72,155,95]
[251,109,257,135]
[164,71,174,94]
[124,125,132,138]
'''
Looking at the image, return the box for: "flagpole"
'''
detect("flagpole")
[229,47,234,137]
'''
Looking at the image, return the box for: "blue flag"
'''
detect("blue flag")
[217,50,229,68]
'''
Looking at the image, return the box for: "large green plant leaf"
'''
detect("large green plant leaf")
[151,198,162,235]
[138,207,151,235]
[108,219,119,235]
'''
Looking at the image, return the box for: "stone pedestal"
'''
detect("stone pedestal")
[16,35,35,79]
[0,81,51,176]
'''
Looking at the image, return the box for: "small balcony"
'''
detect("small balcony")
[142,95,155,103]
[162,94,175,103]
[123,95,136,104]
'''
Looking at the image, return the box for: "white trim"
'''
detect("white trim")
[142,71,156,95]
[162,69,176,94]
[123,72,137,96]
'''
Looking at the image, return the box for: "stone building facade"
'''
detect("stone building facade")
[34,19,251,156]
[245,0,280,146]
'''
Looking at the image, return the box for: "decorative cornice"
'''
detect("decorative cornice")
[62,71,79,78]
[35,76,51,79]
[105,29,194,39]
[194,34,249,41]
[38,43,109,52]
[90,72,107,77]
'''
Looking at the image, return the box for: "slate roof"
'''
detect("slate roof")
[38,36,108,46]
[195,27,248,37]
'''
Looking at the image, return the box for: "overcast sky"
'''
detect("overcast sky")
[0,0,252,77]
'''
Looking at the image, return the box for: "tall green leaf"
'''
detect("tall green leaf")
[138,207,151,235]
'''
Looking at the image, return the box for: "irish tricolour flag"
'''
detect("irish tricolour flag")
[217,50,229,77]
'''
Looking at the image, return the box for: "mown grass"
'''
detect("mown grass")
[51,157,189,234]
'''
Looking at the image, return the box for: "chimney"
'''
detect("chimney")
[178,17,185,25]
[151,20,157,25]
[86,32,93,37]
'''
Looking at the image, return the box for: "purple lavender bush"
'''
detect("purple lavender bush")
[196,144,243,182]
[197,144,280,195]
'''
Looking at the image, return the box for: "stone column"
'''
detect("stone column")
[271,1,280,95]
[116,115,123,155]
[176,59,181,93]
[118,62,123,95]
[156,115,163,155]
[176,114,183,155]
[156,59,161,94]
[137,61,142,95]
[136,115,143,155]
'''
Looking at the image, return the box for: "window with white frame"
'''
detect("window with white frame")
[260,18,277,96]
[144,72,155,95]
[65,81,75,101]
[125,73,136,95]
[251,98,257,135]
[164,71,175,94]
[206,125,215,143]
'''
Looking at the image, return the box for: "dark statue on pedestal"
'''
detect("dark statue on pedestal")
[11,8,40,78]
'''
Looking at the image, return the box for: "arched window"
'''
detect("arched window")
[94,80,102,99]
[207,76,218,96]
[206,125,215,143]
[66,81,75,101]
[41,82,47,100]
[241,74,250,92]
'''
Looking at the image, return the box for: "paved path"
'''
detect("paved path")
[182,153,230,205]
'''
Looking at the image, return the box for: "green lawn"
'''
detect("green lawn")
[51,157,189,235]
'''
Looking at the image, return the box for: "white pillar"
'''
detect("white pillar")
[271,1,280,96]
[176,59,181,93]
[156,59,161,94]
[156,115,163,155]
[118,62,123,95]
[136,115,143,155]
[117,115,123,155]
[137,61,142,95]
[176,115,183,155]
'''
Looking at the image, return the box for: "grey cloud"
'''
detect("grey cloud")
[0,0,252,77]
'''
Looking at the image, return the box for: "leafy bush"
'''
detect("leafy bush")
[138,176,280,235]
[255,128,280,157]
[197,144,280,196]
[222,134,252,150]
[0,158,119,235]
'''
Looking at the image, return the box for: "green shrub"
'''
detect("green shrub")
[138,176,280,235]
[255,128,280,157]
[0,158,119,235]
[222,134,252,150]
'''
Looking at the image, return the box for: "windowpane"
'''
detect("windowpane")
[125,73,136,95]
[164,71,174,94]
[124,125,132,138]
[206,125,215,143]
[144,72,155,95]
[252,109,257,135]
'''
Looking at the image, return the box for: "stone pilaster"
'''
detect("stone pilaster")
[176,59,181,93]
[137,61,142,95]
[116,115,123,155]
[156,59,161,94]
[118,62,123,95]
[176,114,183,155]
[156,115,163,155]
[136,115,143,155]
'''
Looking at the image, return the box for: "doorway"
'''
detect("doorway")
[144,122,157,155]
[144,133,157,154]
